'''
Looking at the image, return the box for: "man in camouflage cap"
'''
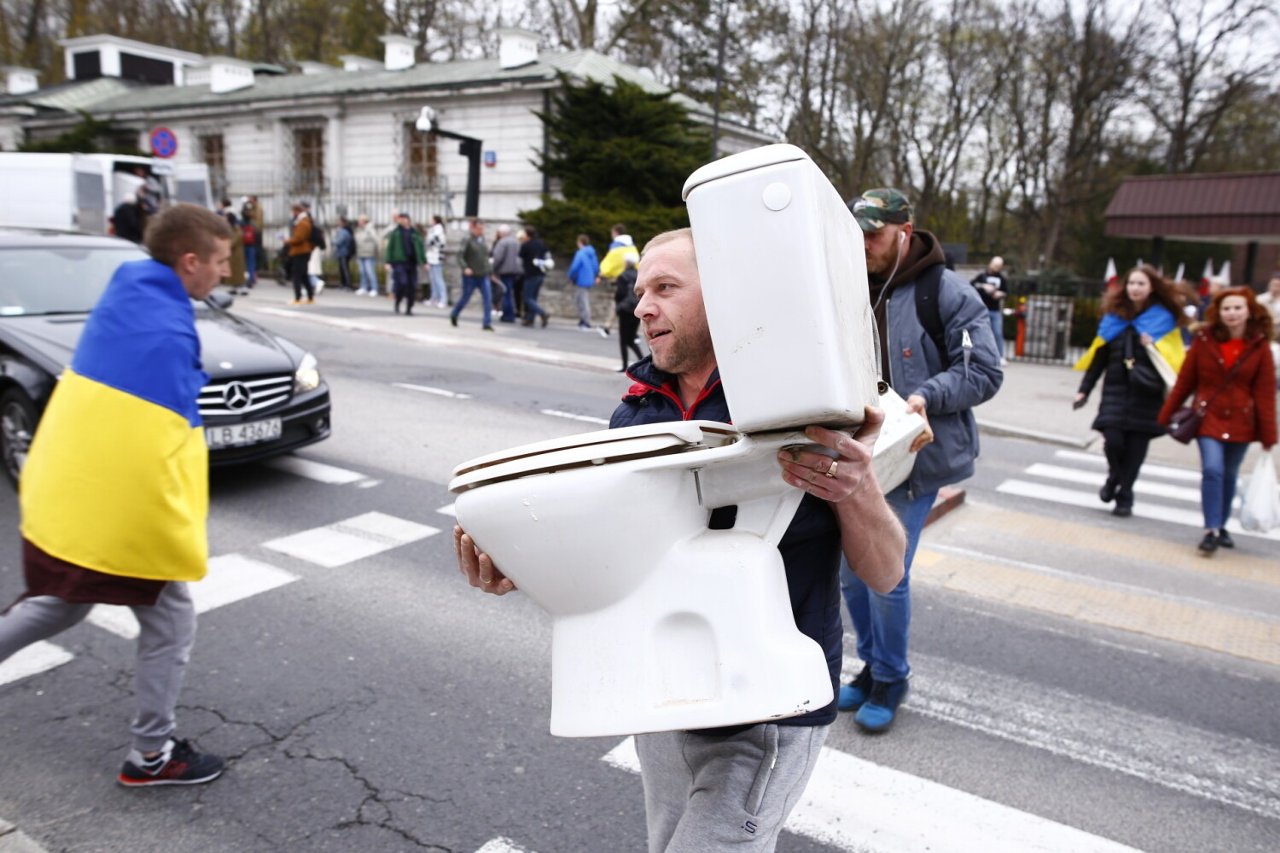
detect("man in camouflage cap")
[836,186,1003,734]
[848,187,913,231]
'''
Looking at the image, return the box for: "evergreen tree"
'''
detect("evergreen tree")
[524,73,708,251]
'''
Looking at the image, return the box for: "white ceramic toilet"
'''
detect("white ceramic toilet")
[449,144,922,737]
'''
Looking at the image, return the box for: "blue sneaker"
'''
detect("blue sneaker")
[854,678,909,733]
[836,664,873,711]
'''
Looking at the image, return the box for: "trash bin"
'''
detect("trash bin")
[1023,295,1073,361]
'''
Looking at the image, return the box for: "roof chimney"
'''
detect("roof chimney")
[298,61,336,76]
[379,35,416,71]
[201,57,256,93]
[1,66,38,95]
[340,55,382,72]
[497,29,539,70]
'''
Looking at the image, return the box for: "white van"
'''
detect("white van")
[0,152,212,234]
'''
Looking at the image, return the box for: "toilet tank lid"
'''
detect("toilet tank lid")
[682,143,811,201]
[449,419,738,486]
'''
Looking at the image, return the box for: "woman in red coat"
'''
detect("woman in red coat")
[1158,287,1277,554]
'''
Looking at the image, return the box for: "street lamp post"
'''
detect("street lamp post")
[710,0,731,161]
[417,106,482,218]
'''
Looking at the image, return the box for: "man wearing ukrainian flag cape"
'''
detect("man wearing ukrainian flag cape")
[1073,265,1187,517]
[0,204,233,787]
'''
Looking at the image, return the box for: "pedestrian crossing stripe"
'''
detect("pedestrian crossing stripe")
[1052,449,1203,483]
[0,640,73,686]
[265,456,369,484]
[602,736,1142,853]
[996,479,1280,541]
[263,511,440,567]
[1025,463,1206,503]
[86,553,301,639]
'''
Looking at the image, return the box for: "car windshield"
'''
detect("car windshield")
[0,245,149,316]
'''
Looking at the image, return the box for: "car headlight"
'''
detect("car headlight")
[294,352,321,393]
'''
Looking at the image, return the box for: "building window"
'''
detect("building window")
[119,52,174,85]
[199,134,227,198]
[291,125,325,192]
[405,126,438,188]
[200,134,225,170]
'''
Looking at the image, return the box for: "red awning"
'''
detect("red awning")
[1104,172,1280,244]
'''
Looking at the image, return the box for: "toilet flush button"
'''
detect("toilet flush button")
[761,182,792,211]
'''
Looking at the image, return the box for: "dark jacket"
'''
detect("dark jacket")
[1158,332,1277,446]
[1078,328,1167,435]
[384,226,425,265]
[459,233,492,276]
[519,237,548,277]
[612,356,843,728]
[970,269,1007,310]
[873,231,1003,496]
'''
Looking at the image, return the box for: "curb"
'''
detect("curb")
[925,486,966,527]
[976,418,1096,449]
[0,820,47,853]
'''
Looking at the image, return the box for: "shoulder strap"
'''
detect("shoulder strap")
[914,263,949,369]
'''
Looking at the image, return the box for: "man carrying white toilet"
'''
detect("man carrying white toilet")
[456,228,907,852]
[837,188,1003,733]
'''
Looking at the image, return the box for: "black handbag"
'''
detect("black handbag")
[1167,406,1202,444]
[1123,332,1166,396]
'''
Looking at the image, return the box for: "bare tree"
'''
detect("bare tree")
[1139,0,1278,173]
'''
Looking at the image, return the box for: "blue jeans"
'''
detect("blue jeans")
[452,274,492,326]
[989,309,1004,358]
[498,273,518,321]
[1196,437,1248,530]
[428,263,446,304]
[244,245,257,284]
[839,484,937,683]
[523,273,547,319]
[358,257,377,294]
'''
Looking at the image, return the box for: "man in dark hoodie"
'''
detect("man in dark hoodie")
[837,188,1003,733]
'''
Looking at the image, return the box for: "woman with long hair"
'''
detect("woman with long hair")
[1158,287,1276,554]
[1073,265,1187,516]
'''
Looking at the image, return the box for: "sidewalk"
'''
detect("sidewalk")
[233,285,1237,473]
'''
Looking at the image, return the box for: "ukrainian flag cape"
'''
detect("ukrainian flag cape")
[20,259,210,582]
[598,236,639,280]
[1073,304,1185,375]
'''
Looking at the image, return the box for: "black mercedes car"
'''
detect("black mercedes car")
[0,228,331,486]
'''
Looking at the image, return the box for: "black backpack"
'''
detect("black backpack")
[914,263,950,369]
[309,221,327,250]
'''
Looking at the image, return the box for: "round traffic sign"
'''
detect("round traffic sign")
[150,126,178,159]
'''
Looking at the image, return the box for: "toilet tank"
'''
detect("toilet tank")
[682,144,880,432]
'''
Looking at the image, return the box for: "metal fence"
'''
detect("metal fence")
[213,172,456,234]
[1002,276,1106,366]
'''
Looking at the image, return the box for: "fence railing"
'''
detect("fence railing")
[1002,276,1106,366]
[214,172,456,234]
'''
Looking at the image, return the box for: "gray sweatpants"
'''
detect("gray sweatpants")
[0,582,196,752]
[636,723,828,853]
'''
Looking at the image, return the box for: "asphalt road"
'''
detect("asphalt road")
[1,301,1277,853]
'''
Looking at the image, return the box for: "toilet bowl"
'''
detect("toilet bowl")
[449,143,913,736]
[451,420,833,736]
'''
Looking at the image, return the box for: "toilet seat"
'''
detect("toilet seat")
[450,420,741,492]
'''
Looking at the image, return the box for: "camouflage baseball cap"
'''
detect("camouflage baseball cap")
[848,188,913,232]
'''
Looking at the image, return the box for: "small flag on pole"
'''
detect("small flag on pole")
[1173,262,1185,282]
[1217,260,1231,285]
[1104,258,1118,289]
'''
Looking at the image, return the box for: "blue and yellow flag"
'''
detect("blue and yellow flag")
[1073,304,1186,376]
[20,259,210,582]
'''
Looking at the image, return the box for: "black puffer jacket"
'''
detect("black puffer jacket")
[1078,328,1166,434]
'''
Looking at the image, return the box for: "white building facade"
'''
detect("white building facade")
[7,30,774,230]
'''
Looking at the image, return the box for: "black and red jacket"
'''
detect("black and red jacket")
[612,356,843,728]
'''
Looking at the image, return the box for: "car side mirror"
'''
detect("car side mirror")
[207,291,234,310]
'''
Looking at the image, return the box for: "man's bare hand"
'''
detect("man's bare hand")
[905,394,934,452]
[777,407,886,502]
[454,525,515,595]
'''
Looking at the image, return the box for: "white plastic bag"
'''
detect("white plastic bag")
[1240,451,1280,533]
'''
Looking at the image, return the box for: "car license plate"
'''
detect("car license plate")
[205,418,282,449]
